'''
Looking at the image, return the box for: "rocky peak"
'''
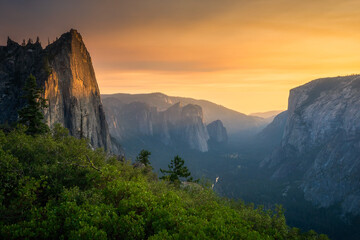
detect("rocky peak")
[0,29,112,152]
[207,120,228,143]
[162,102,182,124]
[182,104,203,118]
[160,103,209,152]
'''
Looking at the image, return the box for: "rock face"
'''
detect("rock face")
[102,92,267,135]
[257,111,288,150]
[103,98,210,152]
[104,99,156,141]
[160,103,209,152]
[0,30,111,151]
[264,75,360,215]
[207,120,228,143]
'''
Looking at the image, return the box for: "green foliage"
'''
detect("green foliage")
[136,149,151,167]
[160,155,196,186]
[17,74,49,135]
[0,126,328,239]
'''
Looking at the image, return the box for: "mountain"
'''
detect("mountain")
[102,93,267,135]
[257,111,288,149]
[207,120,228,143]
[0,29,111,151]
[103,98,211,152]
[159,103,210,152]
[263,75,360,216]
[250,110,284,123]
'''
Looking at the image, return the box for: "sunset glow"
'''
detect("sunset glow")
[2,0,360,113]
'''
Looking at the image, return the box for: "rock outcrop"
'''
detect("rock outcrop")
[0,29,111,151]
[160,103,209,152]
[103,98,210,152]
[263,75,360,215]
[207,120,228,143]
[102,92,267,135]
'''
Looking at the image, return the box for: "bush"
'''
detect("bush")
[0,126,328,239]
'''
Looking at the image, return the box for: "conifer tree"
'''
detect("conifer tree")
[18,74,49,135]
[160,155,195,185]
[136,149,151,166]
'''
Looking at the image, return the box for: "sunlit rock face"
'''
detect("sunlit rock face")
[0,29,111,151]
[207,120,228,143]
[103,99,210,152]
[264,75,360,215]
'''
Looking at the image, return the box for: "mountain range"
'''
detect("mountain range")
[1,29,360,239]
[102,92,267,135]
[102,96,230,152]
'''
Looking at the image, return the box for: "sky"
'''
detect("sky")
[1,0,360,114]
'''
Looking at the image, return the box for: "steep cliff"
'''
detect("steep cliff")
[257,111,288,150]
[103,98,210,152]
[264,75,360,215]
[0,30,111,151]
[104,99,156,141]
[102,92,267,135]
[161,103,209,152]
[207,120,228,143]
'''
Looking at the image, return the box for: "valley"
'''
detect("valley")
[1,28,359,239]
[101,76,360,239]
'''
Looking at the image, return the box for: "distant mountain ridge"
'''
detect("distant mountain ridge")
[102,92,267,135]
[103,97,225,152]
[250,110,284,123]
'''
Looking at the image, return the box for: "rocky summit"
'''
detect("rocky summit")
[263,75,360,215]
[207,120,228,143]
[0,29,111,151]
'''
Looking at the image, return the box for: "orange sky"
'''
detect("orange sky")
[2,0,360,113]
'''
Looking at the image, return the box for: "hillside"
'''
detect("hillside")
[0,125,327,239]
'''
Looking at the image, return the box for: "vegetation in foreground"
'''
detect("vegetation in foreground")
[0,125,329,239]
[0,74,328,239]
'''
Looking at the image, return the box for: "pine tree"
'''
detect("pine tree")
[136,149,151,166]
[160,155,194,185]
[18,74,49,135]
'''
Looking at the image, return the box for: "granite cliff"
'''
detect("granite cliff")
[160,103,209,152]
[207,120,228,143]
[103,98,211,152]
[102,92,266,135]
[257,111,288,150]
[0,29,111,151]
[263,75,360,215]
